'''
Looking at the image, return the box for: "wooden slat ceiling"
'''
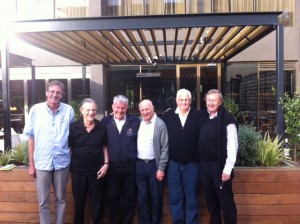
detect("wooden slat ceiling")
[12,12,282,65]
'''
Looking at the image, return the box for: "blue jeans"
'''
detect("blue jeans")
[167,160,200,224]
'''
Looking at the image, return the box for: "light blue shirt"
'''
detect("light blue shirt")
[24,102,74,171]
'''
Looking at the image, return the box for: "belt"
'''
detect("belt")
[138,158,155,163]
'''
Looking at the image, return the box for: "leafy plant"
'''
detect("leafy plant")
[10,142,29,166]
[279,92,300,161]
[237,124,261,166]
[0,151,11,166]
[223,97,239,120]
[257,132,284,167]
[69,99,82,121]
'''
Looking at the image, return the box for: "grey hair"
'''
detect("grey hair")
[176,88,192,100]
[80,98,98,110]
[46,80,65,92]
[113,95,129,105]
[205,89,223,102]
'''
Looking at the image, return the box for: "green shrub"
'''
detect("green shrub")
[0,151,11,166]
[257,132,284,167]
[237,124,261,166]
[223,97,239,120]
[279,92,300,161]
[69,99,82,121]
[10,142,29,166]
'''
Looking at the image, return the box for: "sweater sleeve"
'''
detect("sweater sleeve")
[223,123,238,175]
[157,120,169,171]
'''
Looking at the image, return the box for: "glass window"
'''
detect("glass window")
[71,78,90,100]
[104,0,295,26]
[16,0,54,20]
[27,79,46,107]
[55,0,89,18]
[227,62,296,137]
[106,65,176,115]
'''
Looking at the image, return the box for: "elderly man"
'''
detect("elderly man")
[101,95,140,224]
[198,89,238,224]
[136,99,168,224]
[24,80,74,224]
[163,88,201,224]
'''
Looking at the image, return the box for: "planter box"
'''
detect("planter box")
[0,167,299,224]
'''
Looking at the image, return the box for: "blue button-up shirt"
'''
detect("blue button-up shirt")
[24,102,74,171]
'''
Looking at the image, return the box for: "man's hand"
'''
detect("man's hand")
[28,165,36,179]
[156,170,165,182]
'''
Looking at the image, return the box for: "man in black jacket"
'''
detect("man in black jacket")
[163,89,201,224]
[101,95,140,224]
[198,89,238,224]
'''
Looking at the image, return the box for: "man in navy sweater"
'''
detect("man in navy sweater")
[101,95,140,224]
[163,89,201,224]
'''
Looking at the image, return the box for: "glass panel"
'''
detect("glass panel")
[227,62,258,126]
[10,80,25,133]
[16,0,54,20]
[200,66,218,110]
[255,0,294,26]
[71,78,90,100]
[55,0,89,18]
[106,65,176,115]
[259,72,276,136]
[27,79,46,107]
[186,0,211,13]
[179,67,197,109]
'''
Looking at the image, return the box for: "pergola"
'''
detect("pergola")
[1,12,284,150]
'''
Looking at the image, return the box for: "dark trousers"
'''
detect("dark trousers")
[71,173,105,224]
[199,160,237,224]
[107,162,136,224]
[136,159,164,224]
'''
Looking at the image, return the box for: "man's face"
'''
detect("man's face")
[206,93,222,114]
[46,85,63,105]
[139,101,154,122]
[112,101,128,120]
[81,102,97,122]
[176,93,191,111]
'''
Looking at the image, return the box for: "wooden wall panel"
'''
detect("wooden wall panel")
[0,167,299,224]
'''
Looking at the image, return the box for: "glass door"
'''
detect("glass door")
[200,65,219,110]
[177,65,200,109]
[177,64,219,110]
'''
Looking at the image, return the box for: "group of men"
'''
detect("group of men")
[24,80,238,224]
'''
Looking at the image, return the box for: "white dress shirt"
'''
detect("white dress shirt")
[137,114,157,160]
[175,107,190,127]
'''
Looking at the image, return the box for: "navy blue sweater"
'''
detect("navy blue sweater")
[101,114,140,164]
[163,108,201,163]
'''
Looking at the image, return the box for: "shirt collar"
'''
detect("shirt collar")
[142,113,157,124]
[207,110,218,119]
[45,102,61,113]
[114,114,126,122]
[175,107,190,116]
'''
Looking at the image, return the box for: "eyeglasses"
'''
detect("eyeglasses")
[47,90,62,96]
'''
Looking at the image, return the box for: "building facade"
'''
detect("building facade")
[0,0,299,136]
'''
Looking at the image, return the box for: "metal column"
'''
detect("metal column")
[276,23,284,136]
[1,41,12,151]
[82,64,87,98]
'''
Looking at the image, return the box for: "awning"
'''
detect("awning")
[11,12,282,65]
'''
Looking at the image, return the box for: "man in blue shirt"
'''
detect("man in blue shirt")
[24,80,74,224]
[101,95,140,224]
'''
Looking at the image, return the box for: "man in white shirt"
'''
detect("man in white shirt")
[136,99,168,224]
[198,89,238,224]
